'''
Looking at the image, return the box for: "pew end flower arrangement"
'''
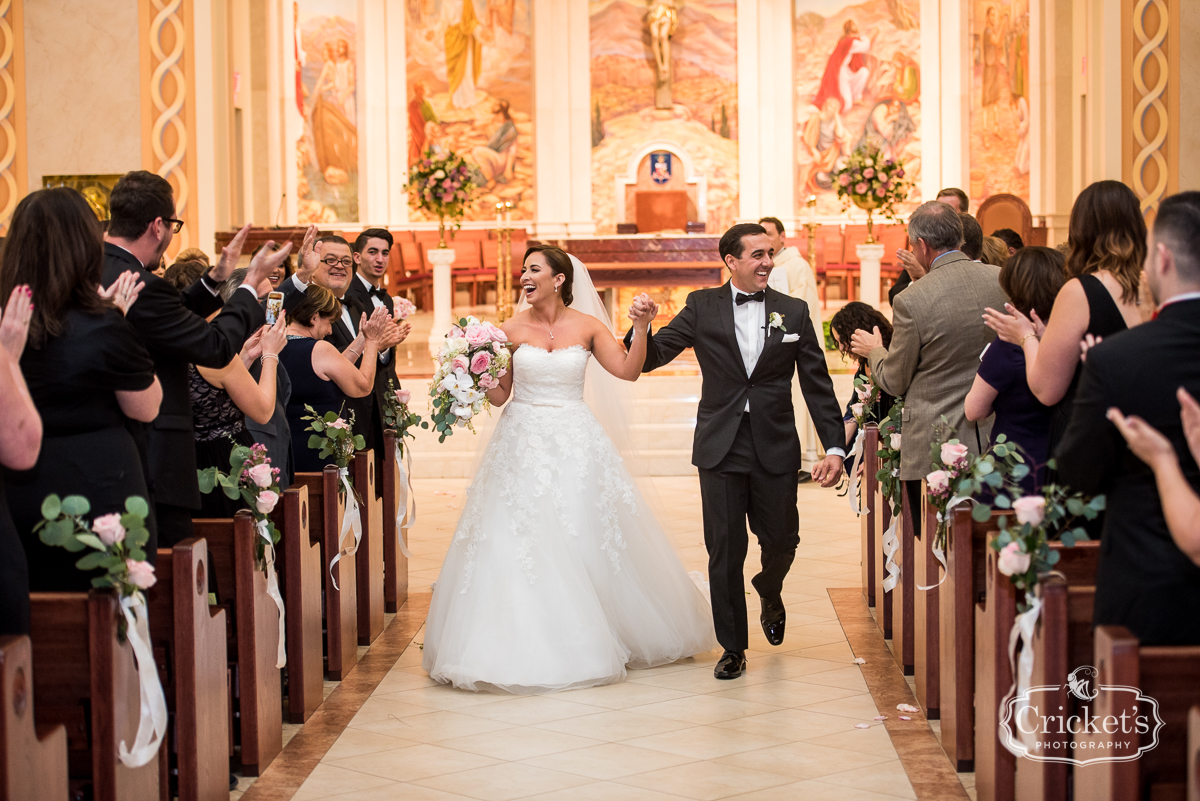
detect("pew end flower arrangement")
[429,316,510,443]
[303,405,366,585]
[875,398,905,517]
[405,149,479,248]
[383,378,427,457]
[197,442,283,570]
[841,373,881,509]
[925,425,1026,551]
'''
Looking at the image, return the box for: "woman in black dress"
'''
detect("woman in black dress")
[280,285,383,472]
[829,302,897,477]
[966,247,1066,491]
[983,181,1146,471]
[0,285,42,635]
[0,188,162,592]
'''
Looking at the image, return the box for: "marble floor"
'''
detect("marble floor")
[287,475,920,801]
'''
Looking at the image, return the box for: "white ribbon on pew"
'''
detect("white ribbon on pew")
[999,591,1044,757]
[328,468,363,591]
[117,592,168,768]
[881,516,901,592]
[394,443,415,559]
[917,495,970,591]
[255,518,287,669]
[846,428,867,516]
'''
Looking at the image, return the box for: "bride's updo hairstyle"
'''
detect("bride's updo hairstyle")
[523,244,574,306]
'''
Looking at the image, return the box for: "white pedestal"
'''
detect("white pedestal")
[427,248,456,355]
[856,243,886,309]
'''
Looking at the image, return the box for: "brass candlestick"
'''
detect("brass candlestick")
[803,195,818,267]
[494,202,515,321]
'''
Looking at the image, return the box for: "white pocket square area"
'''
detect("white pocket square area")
[781,333,800,343]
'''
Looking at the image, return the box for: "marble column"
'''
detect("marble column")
[427,248,456,355]
[857,243,885,310]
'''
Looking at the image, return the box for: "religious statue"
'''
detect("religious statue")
[647,0,678,109]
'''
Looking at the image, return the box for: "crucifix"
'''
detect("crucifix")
[647,0,678,109]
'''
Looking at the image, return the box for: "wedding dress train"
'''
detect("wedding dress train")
[422,344,716,694]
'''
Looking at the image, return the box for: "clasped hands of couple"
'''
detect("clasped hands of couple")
[625,292,844,488]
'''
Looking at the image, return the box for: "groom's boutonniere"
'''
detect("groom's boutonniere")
[768,312,786,333]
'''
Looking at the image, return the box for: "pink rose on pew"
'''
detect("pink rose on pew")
[850,403,864,418]
[92,513,126,546]
[463,324,491,347]
[855,385,872,402]
[326,418,350,432]
[125,559,157,590]
[470,351,492,374]
[1012,496,1047,527]
[889,433,902,450]
[255,490,280,515]
[926,469,949,495]
[997,542,1031,577]
[395,389,411,405]
[940,442,969,467]
[247,463,274,488]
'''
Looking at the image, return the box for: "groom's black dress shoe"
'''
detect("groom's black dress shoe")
[714,650,747,680]
[760,594,787,646]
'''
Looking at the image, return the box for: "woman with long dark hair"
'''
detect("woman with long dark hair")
[829,301,896,450]
[0,188,162,590]
[983,180,1146,471]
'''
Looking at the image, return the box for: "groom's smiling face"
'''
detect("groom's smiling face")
[725,233,775,293]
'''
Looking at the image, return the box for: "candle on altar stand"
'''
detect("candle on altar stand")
[495,202,503,225]
[807,195,817,227]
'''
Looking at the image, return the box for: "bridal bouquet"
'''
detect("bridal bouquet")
[429,316,510,443]
[197,442,283,570]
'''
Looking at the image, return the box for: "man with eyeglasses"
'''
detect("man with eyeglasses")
[280,227,399,445]
[103,170,285,549]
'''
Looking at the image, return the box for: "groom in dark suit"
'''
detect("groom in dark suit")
[631,223,846,679]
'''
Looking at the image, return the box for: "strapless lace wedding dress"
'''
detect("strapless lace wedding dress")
[423,345,716,693]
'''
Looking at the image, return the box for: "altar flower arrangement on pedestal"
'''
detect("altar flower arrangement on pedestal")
[405,150,479,247]
[429,316,510,442]
[34,494,167,767]
[832,144,914,243]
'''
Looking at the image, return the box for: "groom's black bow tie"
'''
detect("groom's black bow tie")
[735,290,766,306]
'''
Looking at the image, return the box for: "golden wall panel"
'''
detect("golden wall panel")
[0,0,25,234]
[1122,0,1179,217]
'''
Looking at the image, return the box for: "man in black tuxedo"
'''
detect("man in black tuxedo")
[279,229,402,446]
[1057,191,1200,646]
[346,229,412,489]
[103,172,280,547]
[632,223,846,679]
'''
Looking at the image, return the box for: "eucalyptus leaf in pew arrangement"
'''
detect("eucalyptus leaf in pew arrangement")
[382,377,428,457]
[303,404,365,473]
[926,423,1027,551]
[197,441,283,571]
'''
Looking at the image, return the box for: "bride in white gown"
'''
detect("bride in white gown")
[422,245,716,694]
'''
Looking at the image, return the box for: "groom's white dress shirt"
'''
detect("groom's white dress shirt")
[731,284,844,459]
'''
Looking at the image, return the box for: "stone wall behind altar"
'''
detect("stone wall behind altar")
[589,0,739,234]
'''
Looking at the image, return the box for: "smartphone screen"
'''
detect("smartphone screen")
[266,292,284,325]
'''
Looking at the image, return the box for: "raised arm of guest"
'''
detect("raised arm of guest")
[312,308,383,398]
[0,286,41,470]
[1107,388,1200,565]
[196,317,288,425]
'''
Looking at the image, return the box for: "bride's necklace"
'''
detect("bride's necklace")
[531,305,565,341]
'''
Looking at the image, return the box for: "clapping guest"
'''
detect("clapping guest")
[0,285,41,635]
[1,188,162,589]
[965,247,1065,490]
[252,242,293,291]
[281,286,387,472]
[983,180,1145,478]
[829,302,895,454]
[103,175,276,548]
[1056,190,1200,645]
[890,187,968,305]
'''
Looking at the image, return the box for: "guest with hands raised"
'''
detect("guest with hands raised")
[103,170,278,547]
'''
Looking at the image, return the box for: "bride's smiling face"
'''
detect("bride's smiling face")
[521,252,563,304]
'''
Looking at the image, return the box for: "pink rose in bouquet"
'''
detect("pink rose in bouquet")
[478,373,499,390]
[255,490,280,515]
[126,559,157,590]
[926,469,950,495]
[451,354,470,374]
[395,389,411,405]
[487,323,508,343]
[392,297,416,319]
[470,351,492,374]
[863,168,875,179]
[940,442,970,467]
[855,182,869,195]
[464,324,491,347]
[839,174,852,186]
[247,463,274,488]
[92,513,126,546]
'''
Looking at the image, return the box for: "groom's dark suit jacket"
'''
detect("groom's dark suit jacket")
[637,283,844,474]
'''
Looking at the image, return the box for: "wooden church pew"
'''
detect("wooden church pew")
[381,430,410,614]
[353,450,385,646]
[146,539,230,801]
[191,512,282,776]
[914,487,940,720]
[859,424,879,609]
[1,634,70,801]
[1014,572,1097,801]
[975,534,1100,801]
[891,483,917,675]
[1188,706,1200,801]
[0,635,69,800]
[1073,626,1200,801]
[28,591,160,800]
[291,465,358,680]
[270,485,324,724]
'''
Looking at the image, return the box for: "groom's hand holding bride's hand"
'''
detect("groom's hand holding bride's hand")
[628,294,658,330]
[810,454,844,488]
